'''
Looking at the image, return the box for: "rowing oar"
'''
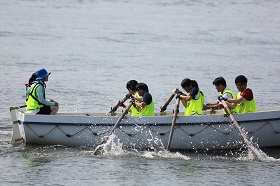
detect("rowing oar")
[109,93,130,113]
[221,100,259,161]
[94,102,133,155]
[166,97,180,151]
[160,93,175,113]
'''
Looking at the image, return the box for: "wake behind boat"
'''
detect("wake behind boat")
[9,106,280,150]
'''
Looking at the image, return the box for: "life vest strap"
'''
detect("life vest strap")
[26,84,44,105]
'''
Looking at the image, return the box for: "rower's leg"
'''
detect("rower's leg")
[50,105,59,115]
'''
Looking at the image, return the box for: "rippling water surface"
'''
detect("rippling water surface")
[1,0,280,185]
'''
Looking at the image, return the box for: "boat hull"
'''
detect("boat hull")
[13,110,280,150]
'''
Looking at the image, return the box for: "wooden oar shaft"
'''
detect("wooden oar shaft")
[108,102,133,136]
[93,102,133,155]
[221,100,259,161]
[166,98,180,150]
[109,93,130,113]
[160,93,175,112]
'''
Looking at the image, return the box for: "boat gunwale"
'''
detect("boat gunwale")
[19,117,280,126]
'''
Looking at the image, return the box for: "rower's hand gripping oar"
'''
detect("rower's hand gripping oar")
[166,97,180,151]
[160,93,176,113]
[109,93,131,113]
[94,101,133,155]
[221,100,260,161]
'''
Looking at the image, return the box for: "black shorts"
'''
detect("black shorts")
[36,105,51,115]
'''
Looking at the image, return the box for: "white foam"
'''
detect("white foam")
[236,143,280,162]
[140,150,190,160]
[91,134,125,156]
[89,133,191,160]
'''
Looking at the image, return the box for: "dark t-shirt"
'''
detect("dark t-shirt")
[142,92,152,105]
[241,88,254,101]
[189,87,199,98]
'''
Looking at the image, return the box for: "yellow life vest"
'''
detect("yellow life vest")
[236,89,257,113]
[184,90,204,116]
[220,89,237,114]
[26,84,44,110]
[131,92,139,116]
[138,99,155,116]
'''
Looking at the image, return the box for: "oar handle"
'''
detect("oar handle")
[160,93,176,112]
[109,93,130,113]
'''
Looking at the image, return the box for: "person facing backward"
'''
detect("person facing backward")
[133,83,155,116]
[218,75,256,113]
[26,73,37,89]
[174,78,204,116]
[26,68,59,115]
[25,73,37,100]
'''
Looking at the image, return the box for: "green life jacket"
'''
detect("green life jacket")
[26,84,44,110]
[220,89,237,114]
[236,89,257,113]
[184,90,204,116]
[138,99,155,116]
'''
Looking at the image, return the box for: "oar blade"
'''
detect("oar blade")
[93,144,104,155]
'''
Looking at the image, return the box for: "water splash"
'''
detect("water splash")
[102,134,125,156]
[146,128,165,150]
[91,134,124,156]
[237,145,280,162]
[234,138,280,162]
[141,150,190,160]
[90,133,191,160]
[90,132,279,162]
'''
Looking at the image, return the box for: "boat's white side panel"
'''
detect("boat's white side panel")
[17,110,280,150]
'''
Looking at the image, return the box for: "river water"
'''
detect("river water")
[1,0,280,185]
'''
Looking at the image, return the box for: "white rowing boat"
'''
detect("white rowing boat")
[9,106,280,150]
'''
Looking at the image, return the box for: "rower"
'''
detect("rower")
[134,83,155,116]
[219,75,257,113]
[174,78,204,116]
[205,76,237,114]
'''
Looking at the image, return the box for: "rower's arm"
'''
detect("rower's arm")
[36,86,55,106]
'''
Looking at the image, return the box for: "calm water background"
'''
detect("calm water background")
[1,0,280,185]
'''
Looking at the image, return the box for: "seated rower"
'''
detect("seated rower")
[26,68,59,115]
[219,75,256,113]
[174,78,204,116]
[205,76,237,114]
[134,83,155,116]
[126,80,140,116]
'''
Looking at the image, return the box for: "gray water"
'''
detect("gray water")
[1,0,280,185]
